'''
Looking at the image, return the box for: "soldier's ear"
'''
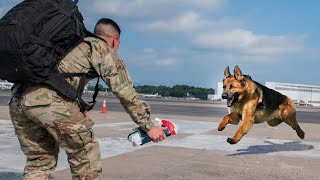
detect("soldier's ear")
[224,66,231,79]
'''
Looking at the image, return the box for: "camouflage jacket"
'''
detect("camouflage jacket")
[16,37,153,131]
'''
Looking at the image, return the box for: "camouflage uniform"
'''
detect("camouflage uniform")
[9,37,153,180]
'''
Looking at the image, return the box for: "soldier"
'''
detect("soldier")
[9,18,167,179]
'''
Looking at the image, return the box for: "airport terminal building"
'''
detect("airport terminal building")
[265,82,320,107]
[208,82,223,101]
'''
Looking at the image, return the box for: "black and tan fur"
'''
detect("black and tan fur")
[218,65,305,144]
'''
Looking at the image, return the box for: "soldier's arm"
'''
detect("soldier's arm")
[89,39,154,132]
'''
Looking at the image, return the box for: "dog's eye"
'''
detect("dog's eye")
[230,85,234,89]
[223,85,226,89]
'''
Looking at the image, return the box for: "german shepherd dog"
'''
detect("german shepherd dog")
[218,65,305,144]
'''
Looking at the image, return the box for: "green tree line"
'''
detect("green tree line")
[86,84,215,100]
[135,85,215,100]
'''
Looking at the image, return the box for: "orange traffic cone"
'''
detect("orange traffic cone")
[101,98,107,113]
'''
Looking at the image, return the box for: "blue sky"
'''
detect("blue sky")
[1,0,319,89]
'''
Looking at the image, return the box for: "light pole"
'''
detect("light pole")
[311,87,313,105]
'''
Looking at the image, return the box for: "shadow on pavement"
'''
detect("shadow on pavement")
[0,171,23,180]
[228,141,314,156]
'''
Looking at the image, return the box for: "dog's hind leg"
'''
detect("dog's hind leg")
[218,112,240,131]
[279,102,305,139]
[295,124,305,139]
[284,117,305,139]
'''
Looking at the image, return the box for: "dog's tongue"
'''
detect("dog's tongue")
[227,96,234,107]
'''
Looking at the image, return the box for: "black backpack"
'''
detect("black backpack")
[0,0,99,111]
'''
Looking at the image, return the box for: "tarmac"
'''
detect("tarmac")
[0,99,320,180]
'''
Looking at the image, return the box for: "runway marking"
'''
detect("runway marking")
[0,119,319,172]
[0,119,11,124]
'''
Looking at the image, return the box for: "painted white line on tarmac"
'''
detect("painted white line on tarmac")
[94,122,134,128]
[0,119,11,124]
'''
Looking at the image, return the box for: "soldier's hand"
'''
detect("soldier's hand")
[146,126,168,142]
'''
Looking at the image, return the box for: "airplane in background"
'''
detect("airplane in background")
[141,93,161,98]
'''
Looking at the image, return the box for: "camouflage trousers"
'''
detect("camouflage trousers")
[9,86,102,180]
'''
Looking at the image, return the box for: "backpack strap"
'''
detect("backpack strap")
[67,72,100,112]
[88,76,100,110]
[77,75,100,112]
[45,73,78,99]
[46,71,100,112]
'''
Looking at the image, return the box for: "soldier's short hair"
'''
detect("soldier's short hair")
[94,18,121,35]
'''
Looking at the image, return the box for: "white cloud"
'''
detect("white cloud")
[304,48,320,61]
[132,55,177,69]
[137,12,208,33]
[193,29,305,56]
[89,0,224,19]
[154,58,176,67]
[142,48,155,54]
[0,8,5,17]
[221,53,280,63]
[167,47,184,55]
[136,12,243,33]
[123,48,178,70]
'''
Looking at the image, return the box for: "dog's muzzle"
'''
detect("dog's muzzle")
[222,92,238,107]
[221,92,228,99]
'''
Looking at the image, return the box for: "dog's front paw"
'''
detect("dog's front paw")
[227,138,236,144]
[218,126,225,131]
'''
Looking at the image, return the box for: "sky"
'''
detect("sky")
[1,0,319,89]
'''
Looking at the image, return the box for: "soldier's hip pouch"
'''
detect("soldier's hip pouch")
[21,86,53,107]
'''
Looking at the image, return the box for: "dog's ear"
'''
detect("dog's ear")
[234,65,244,81]
[224,66,231,79]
